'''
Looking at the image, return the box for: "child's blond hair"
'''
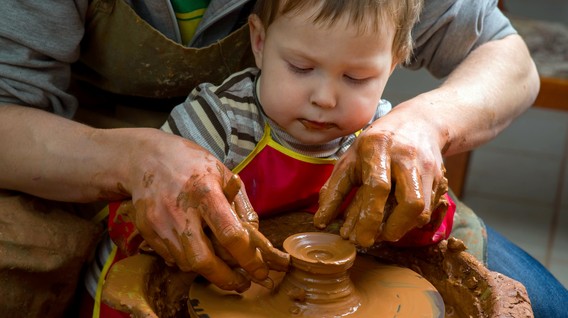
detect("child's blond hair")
[252,0,423,64]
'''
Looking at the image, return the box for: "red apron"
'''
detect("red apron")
[233,125,337,215]
[233,124,455,246]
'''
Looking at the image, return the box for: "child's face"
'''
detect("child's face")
[249,7,396,145]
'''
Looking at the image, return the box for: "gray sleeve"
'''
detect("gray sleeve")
[407,0,517,78]
[0,1,88,117]
[164,82,233,163]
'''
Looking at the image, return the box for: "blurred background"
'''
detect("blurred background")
[384,0,568,288]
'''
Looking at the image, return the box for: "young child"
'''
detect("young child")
[161,0,454,241]
[165,0,406,211]
[90,0,454,316]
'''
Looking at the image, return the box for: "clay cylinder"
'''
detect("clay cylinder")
[273,232,361,316]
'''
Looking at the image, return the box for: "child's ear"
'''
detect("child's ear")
[248,14,266,69]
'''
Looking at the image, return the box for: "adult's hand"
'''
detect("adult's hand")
[0,106,286,292]
[212,174,289,289]
[314,105,449,248]
[124,131,288,291]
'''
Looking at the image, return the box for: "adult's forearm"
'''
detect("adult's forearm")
[398,34,540,156]
[0,105,133,202]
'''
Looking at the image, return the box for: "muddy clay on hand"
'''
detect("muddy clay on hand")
[188,232,443,318]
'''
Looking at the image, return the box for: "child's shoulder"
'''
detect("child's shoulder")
[216,67,259,91]
[192,67,258,105]
[192,67,258,91]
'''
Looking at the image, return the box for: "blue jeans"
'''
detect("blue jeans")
[486,226,568,318]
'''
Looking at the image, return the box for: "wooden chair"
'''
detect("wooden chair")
[445,2,568,198]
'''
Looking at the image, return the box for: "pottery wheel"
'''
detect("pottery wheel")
[188,233,444,318]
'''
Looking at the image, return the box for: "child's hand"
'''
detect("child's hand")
[314,109,449,247]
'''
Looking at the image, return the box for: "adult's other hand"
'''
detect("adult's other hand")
[314,107,448,247]
[124,131,278,292]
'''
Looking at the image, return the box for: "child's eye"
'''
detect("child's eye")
[344,74,370,85]
[288,63,312,74]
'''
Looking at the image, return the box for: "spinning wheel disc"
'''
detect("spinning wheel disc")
[188,233,444,318]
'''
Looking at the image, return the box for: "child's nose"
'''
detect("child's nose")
[310,82,336,109]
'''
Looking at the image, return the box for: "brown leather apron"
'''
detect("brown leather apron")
[0,191,103,318]
[72,0,255,128]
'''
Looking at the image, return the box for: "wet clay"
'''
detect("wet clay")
[259,212,533,318]
[188,232,444,318]
[102,211,533,318]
